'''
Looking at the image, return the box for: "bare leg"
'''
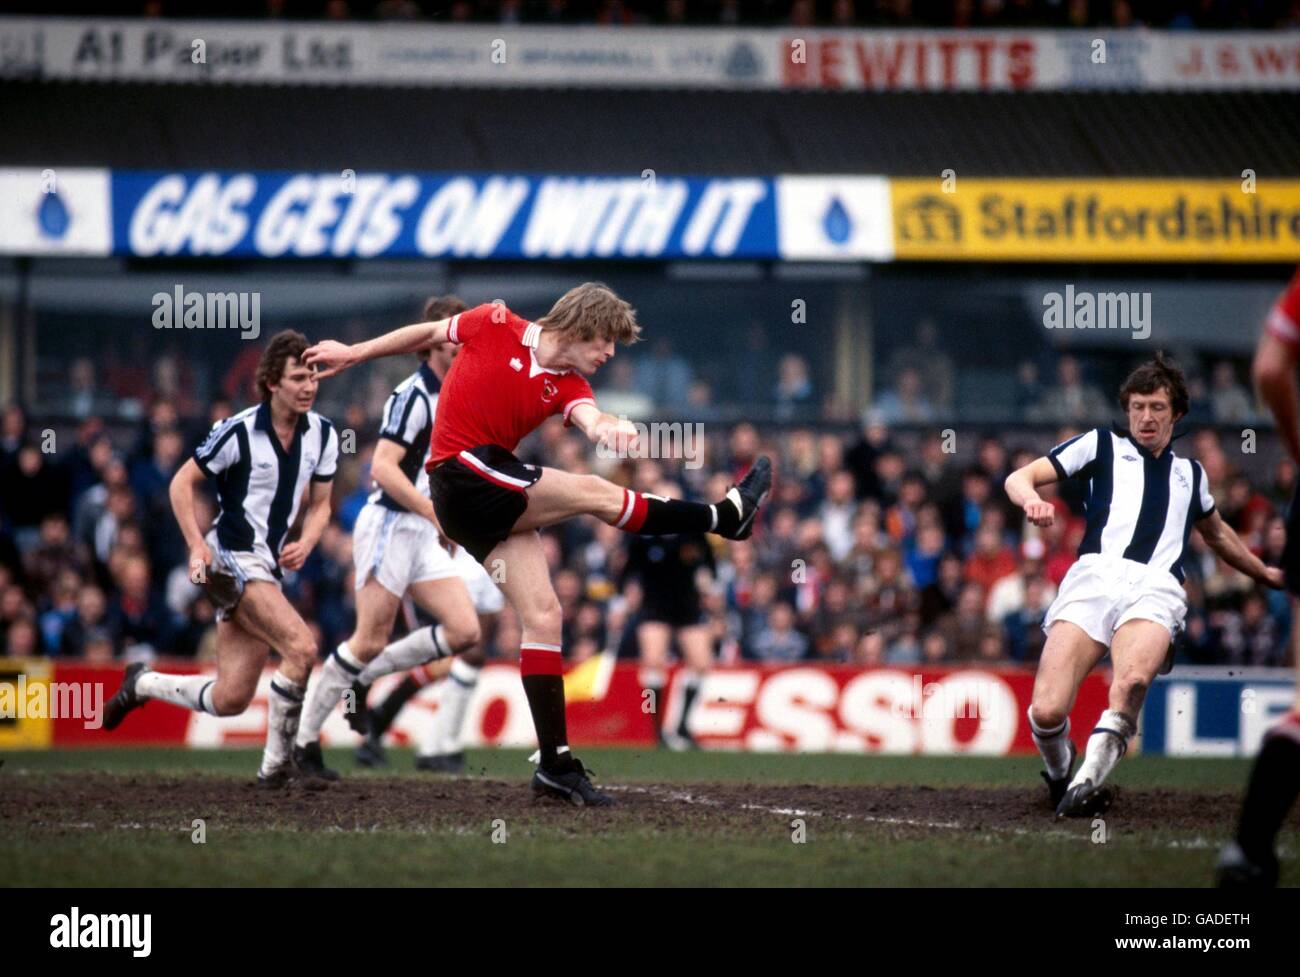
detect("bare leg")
[1029,620,1107,782]
[1069,618,1169,790]
[487,531,570,768]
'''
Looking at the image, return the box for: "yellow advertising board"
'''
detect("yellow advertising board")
[891,179,1300,261]
[0,658,53,749]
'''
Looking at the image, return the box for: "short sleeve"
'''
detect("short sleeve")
[379,387,430,449]
[446,302,505,346]
[560,375,597,427]
[1265,267,1300,350]
[313,418,339,482]
[1047,428,1100,480]
[1194,461,1215,518]
[194,418,241,477]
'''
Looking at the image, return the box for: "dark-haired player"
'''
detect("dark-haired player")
[291,296,501,779]
[1218,267,1300,887]
[1005,353,1282,817]
[305,283,770,806]
[102,331,339,786]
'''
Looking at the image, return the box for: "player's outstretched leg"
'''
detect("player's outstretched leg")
[1217,712,1300,887]
[516,456,772,541]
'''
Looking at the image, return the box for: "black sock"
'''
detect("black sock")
[623,490,739,537]
[677,675,702,738]
[522,674,571,771]
[1236,730,1300,863]
[370,674,421,737]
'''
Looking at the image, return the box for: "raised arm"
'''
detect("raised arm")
[303,318,453,379]
[1195,509,1284,589]
[1004,456,1061,528]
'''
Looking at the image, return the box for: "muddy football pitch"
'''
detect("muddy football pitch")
[2,748,1294,887]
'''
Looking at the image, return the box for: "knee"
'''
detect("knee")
[347,633,386,662]
[1029,701,1068,731]
[519,596,562,638]
[443,615,481,653]
[211,684,254,717]
[284,631,319,670]
[1112,673,1150,707]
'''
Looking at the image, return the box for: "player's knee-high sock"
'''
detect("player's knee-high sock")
[261,671,305,776]
[1071,709,1135,789]
[614,488,744,537]
[520,642,571,771]
[296,643,365,747]
[677,671,703,739]
[356,625,452,685]
[135,672,217,714]
[1028,708,1073,780]
[422,658,481,756]
[1235,713,1300,865]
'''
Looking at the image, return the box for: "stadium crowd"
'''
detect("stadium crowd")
[16,0,1300,30]
[0,345,1292,670]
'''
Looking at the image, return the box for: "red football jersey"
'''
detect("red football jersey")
[427,303,596,467]
[1265,265,1300,350]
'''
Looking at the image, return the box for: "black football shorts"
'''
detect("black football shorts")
[429,444,543,564]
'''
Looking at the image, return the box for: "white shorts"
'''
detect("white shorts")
[1042,553,1187,646]
[353,503,504,615]
[204,529,280,621]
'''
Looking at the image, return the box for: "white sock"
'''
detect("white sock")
[136,672,216,714]
[260,671,305,777]
[421,658,480,757]
[357,625,450,685]
[1071,709,1135,789]
[296,643,365,748]
[1028,707,1073,780]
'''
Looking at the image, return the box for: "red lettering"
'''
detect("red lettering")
[973,38,994,87]
[938,38,960,88]
[820,37,843,89]
[1007,39,1034,88]
[851,38,907,88]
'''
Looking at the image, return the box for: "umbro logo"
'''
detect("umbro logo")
[1122,454,1138,462]
[255,461,273,470]
[509,357,522,372]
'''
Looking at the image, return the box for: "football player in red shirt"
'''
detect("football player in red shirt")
[1219,266,1300,886]
[306,283,771,805]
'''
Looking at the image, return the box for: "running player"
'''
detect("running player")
[304,283,770,806]
[101,331,340,787]
[290,296,502,779]
[1004,353,1282,818]
[1218,267,1300,887]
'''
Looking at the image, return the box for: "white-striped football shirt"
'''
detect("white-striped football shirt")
[194,402,339,576]
[1048,427,1215,583]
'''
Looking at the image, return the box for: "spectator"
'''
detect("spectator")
[752,602,809,662]
[1210,360,1255,424]
[871,367,936,424]
[1032,356,1111,424]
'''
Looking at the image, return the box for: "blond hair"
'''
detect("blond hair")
[536,282,641,345]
